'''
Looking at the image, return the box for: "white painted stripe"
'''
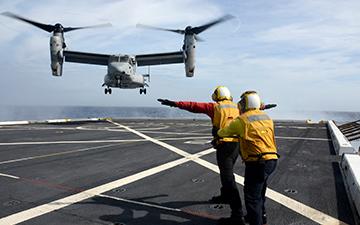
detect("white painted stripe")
[135,130,209,135]
[0,127,80,131]
[109,121,192,158]
[0,121,30,126]
[0,118,106,126]
[0,148,214,224]
[0,144,120,165]
[135,126,170,131]
[98,194,181,212]
[0,173,20,179]
[0,174,181,212]
[191,157,348,225]
[0,139,214,166]
[264,187,348,225]
[0,136,211,147]
[93,127,209,136]
[0,136,328,147]
[110,120,347,225]
[0,139,146,146]
[276,126,326,130]
[276,136,330,141]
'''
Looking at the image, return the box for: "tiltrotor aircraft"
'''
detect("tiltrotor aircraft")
[1,12,233,95]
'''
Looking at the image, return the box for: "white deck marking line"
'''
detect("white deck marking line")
[109,121,195,158]
[0,173,19,179]
[0,172,215,219]
[0,136,211,165]
[0,136,211,147]
[0,144,120,165]
[98,193,218,220]
[0,148,215,224]
[133,126,170,131]
[102,127,210,136]
[192,157,348,225]
[78,125,171,132]
[110,121,347,225]
[275,136,330,141]
[97,193,181,212]
[0,128,80,131]
[276,126,327,130]
[0,139,147,146]
[0,172,179,212]
[134,130,210,135]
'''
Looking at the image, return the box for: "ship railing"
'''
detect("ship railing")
[337,120,360,141]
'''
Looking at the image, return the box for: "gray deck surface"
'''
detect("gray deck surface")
[0,119,355,225]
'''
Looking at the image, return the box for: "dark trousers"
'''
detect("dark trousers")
[244,160,277,225]
[216,142,243,218]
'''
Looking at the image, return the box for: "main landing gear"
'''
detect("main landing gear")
[140,88,147,95]
[104,88,112,94]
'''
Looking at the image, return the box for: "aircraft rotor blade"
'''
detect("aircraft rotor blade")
[63,23,112,32]
[136,23,185,35]
[1,11,54,33]
[191,14,234,34]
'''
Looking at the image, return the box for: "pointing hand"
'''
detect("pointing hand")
[157,99,177,107]
[262,104,277,110]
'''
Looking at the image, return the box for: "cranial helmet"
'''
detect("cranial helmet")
[238,91,261,113]
[211,86,232,102]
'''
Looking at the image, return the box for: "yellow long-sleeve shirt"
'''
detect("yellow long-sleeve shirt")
[218,109,278,161]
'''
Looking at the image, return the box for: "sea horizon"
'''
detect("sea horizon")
[0,105,359,123]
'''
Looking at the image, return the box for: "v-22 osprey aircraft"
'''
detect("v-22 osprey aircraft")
[2,12,233,95]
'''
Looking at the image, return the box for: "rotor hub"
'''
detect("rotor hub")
[54,23,64,33]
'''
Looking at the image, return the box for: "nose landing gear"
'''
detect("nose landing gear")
[104,88,112,94]
[140,88,147,95]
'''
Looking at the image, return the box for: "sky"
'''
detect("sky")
[0,0,360,112]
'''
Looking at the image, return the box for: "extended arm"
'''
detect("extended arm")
[217,118,245,138]
[157,99,215,118]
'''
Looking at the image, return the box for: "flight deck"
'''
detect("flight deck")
[0,119,356,225]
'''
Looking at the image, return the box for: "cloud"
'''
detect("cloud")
[1,0,360,113]
[254,0,360,53]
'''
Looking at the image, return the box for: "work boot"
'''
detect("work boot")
[209,195,230,204]
[262,213,267,225]
[217,216,245,225]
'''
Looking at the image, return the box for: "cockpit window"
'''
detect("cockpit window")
[129,57,136,65]
[120,56,129,62]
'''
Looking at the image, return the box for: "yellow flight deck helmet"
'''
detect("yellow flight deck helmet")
[238,91,261,113]
[211,86,233,102]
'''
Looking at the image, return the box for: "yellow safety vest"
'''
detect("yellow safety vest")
[239,110,278,161]
[213,100,239,142]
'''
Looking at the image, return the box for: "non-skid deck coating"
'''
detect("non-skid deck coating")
[0,119,356,225]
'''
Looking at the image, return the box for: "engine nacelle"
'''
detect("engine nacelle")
[184,35,195,77]
[50,35,64,76]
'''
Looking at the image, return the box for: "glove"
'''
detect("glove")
[211,139,217,148]
[211,138,220,149]
[263,104,277,110]
[157,99,177,107]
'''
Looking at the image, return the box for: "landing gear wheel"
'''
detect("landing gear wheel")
[104,88,112,95]
[140,88,146,95]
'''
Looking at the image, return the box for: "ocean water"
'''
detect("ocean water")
[0,106,207,121]
[0,106,359,123]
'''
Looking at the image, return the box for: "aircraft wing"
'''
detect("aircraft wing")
[63,50,110,66]
[136,51,184,66]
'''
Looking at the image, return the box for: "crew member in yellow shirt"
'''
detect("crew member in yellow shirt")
[218,91,278,225]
